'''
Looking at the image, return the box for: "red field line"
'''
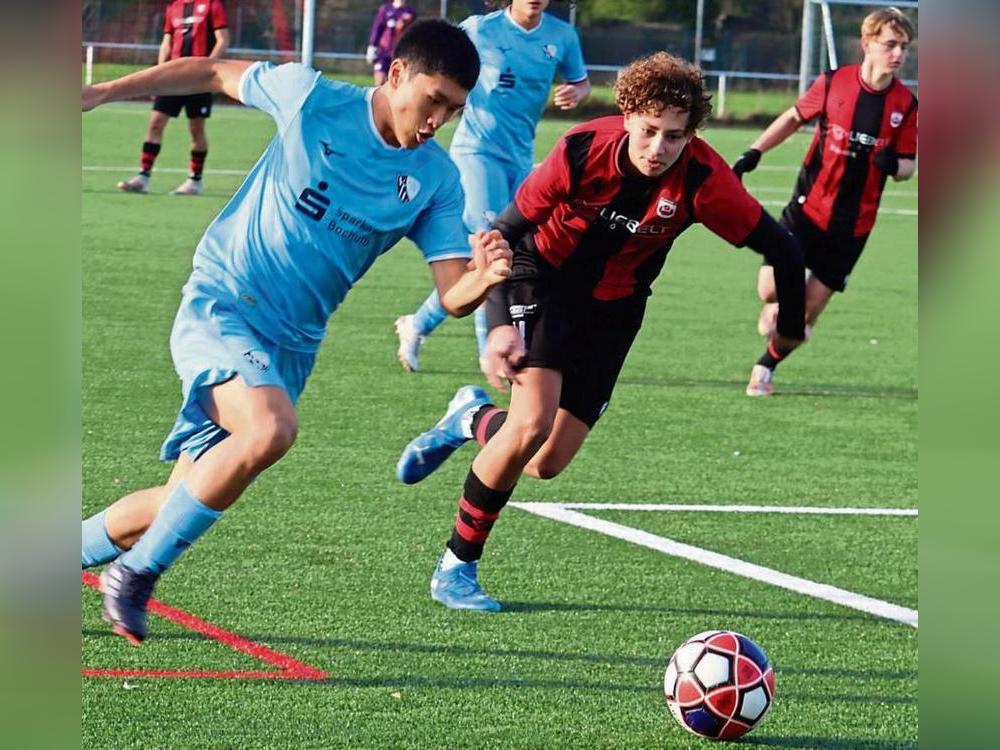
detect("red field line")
[82,572,327,680]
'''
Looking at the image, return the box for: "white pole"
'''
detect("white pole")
[798,0,814,96]
[717,74,726,117]
[440,0,447,19]
[694,0,704,68]
[569,2,577,26]
[301,0,316,67]
[85,44,94,85]
[819,0,838,70]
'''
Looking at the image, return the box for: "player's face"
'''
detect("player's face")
[862,25,910,77]
[511,0,551,20]
[386,62,468,149]
[623,107,694,177]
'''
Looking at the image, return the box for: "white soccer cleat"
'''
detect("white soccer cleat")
[116,174,150,194]
[757,302,778,336]
[395,314,425,372]
[170,178,204,196]
[746,364,774,397]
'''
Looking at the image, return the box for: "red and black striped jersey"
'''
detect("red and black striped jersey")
[163,0,228,60]
[514,116,762,301]
[793,64,917,237]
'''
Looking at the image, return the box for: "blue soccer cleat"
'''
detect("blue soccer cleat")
[99,560,160,645]
[396,385,491,484]
[430,556,501,612]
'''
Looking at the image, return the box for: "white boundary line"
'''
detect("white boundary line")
[509,502,918,629]
[537,502,917,516]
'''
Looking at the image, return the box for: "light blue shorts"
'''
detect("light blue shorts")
[160,275,317,461]
[450,150,531,233]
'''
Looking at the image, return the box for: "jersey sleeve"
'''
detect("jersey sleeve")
[514,136,571,225]
[794,73,828,122]
[163,6,172,34]
[693,160,764,246]
[210,0,229,30]
[558,27,588,84]
[238,62,321,132]
[407,167,472,262]
[895,100,918,159]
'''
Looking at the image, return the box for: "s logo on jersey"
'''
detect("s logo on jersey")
[295,181,330,221]
[656,198,678,219]
[397,175,422,203]
[498,69,516,88]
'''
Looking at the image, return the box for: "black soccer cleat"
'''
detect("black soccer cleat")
[99,560,160,646]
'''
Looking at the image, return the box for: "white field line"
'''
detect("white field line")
[532,502,917,516]
[508,502,918,628]
[82,165,919,217]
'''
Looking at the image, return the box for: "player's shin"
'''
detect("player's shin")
[412,289,449,335]
[82,509,123,569]
[444,470,514,565]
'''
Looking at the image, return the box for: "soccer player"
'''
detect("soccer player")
[366,0,418,86]
[117,0,230,196]
[731,6,917,396]
[394,0,590,375]
[81,20,512,644]
[395,51,806,611]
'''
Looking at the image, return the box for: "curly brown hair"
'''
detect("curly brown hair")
[614,52,712,132]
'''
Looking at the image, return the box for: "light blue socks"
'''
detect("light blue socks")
[413,289,449,336]
[119,481,222,575]
[82,508,123,569]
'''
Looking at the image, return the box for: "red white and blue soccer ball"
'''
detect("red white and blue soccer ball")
[663,630,776,741]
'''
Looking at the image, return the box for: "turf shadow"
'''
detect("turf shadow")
[737,737,916,749]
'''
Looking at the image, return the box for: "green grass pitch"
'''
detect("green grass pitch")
[82,102,917,749]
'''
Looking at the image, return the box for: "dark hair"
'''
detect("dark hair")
[614,52,713,132]
[392,19,480,92]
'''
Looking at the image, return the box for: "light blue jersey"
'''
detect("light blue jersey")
[193,61,471,354]
[450,10,587,175]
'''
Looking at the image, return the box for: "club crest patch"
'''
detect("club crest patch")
[397,174,421,203]
[656,197,678,219]
[890,111,903,128]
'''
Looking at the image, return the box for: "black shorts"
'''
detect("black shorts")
[775,204,870,293]
[153,93,213,119]
[507,274,647,429]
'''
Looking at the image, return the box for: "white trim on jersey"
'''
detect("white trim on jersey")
[364,88,404,151]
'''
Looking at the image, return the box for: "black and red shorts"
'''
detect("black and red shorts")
[153,93,213,119]
[776,203,870,293]
[507,266,647,429]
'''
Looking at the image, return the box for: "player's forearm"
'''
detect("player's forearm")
[484,283,512,330]
[440,271,499,317]
[744,211,806,341]
[210,30,231,59]
[750,108,803,154]
[90,58,235,106]
[157,40,171,66]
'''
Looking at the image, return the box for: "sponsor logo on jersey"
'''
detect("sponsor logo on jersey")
[295,181,331,221]
[598,207,670,235]
[828,123,889,149]
[397,174,421,203]
[197,4,207,12]
[498,69,516,88]
[890,111,903,128]
[656,197,678,219]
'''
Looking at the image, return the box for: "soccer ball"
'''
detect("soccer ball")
[663,630,776,740]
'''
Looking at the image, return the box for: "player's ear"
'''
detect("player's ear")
[386,58,409,90]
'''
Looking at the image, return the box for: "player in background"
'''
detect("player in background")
[394,0,590,375]
[117,0,230,196]
[366,0,418,85]
[731,6,917,396]
[81,20,512,644]
[395,52,806,611]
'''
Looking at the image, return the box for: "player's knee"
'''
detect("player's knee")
[242,414,298,469]
[507,414,554,456]
[530,457,567,480]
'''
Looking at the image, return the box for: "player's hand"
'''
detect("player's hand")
[82,84,105,112]
[731,148,762,180]
[553,84,581,110]
[482,325,527,392]
[873,146,899,176]
[365,45,378,65]
[470,230,512,287]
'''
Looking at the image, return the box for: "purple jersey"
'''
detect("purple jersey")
[368,3,418,57]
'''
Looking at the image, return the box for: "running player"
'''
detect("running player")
[395,51,806,611]
[732,6,917,396]
[117,0,230,196]
[81,20,512,643]
[394,0,590,375]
